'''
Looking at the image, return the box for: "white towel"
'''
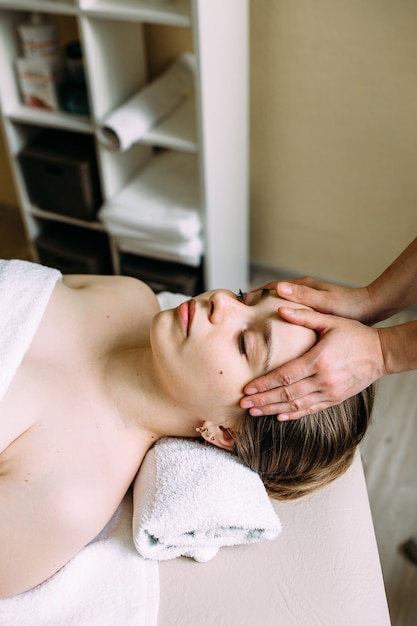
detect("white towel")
[132,438,282,562]
[116,234,203,267]
[99,151,201,242]
[0,259,62,402]
[156,290,189,310]
[0,494,159,626]
[96,53,195,151]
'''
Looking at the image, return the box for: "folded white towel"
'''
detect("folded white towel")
[99,151,201,242]
[116,234,203,267]
[96,53,195,151]
[132,438,282,562]
[0,259,62,402]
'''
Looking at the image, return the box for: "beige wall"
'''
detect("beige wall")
[1,2,416,284]
[250,0,417,284]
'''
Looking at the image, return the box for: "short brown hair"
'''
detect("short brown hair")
[233,385,374,500]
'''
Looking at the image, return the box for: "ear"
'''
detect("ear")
[201,420,236,451]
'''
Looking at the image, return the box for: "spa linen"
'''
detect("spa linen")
[98,151,202,241]
[132,438,282,562]
[0,259,62,402]
[0,494,159,626]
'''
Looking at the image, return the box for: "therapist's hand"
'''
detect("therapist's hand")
[240,307,385,420]
[272,277,374,324]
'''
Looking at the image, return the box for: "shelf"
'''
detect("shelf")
[0,1,77,15]
[0,0,249,290]
[6,105,93,133]
[142,97,197,153]
[97,96,198,154]
[80,0,191,27]
[29,205,105,231]
[99,150,202,266]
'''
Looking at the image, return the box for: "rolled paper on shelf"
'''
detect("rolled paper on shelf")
[96,53,196,151]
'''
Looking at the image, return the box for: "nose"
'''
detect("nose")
[209,290,243,324]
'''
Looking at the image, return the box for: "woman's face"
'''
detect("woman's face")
[150,289,316,419]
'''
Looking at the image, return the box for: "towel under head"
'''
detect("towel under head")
[132,438,282,562]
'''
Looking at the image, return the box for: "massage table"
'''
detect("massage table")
[0,265,391,625]
[157,453,391,626]
[1,451,391,626]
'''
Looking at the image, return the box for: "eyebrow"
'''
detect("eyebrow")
[263,317,273,374]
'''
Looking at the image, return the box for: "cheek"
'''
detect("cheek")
[196,351,246,403]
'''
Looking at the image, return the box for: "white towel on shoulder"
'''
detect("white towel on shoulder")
[0,494,159,626]
[0,259,62,402]
[132,438,282,562]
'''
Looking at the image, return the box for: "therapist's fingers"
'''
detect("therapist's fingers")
[240,357,319,416]
[241,378,323,419]
[276,279,372,322]
[276,279,338,312]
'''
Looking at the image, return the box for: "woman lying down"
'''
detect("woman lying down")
[0,259,374,597]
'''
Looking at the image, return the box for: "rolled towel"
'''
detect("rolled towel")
[0,259,62,402]
[96,53,195,151]
[132,438,282,562]
[99,151,201,242]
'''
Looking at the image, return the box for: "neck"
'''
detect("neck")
[106,346,201,446]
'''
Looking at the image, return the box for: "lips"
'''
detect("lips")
[178,299,196,336]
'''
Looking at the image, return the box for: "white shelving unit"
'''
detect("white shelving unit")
[0,0,249,291]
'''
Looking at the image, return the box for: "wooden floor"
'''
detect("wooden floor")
[1,206,417,625]
[361,326,417,626]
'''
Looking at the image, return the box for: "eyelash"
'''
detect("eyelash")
[237,289,247,355]
[238,289,246,304]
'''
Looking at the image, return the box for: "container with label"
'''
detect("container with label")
[17,12,59,58]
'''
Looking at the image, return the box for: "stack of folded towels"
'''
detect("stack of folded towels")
[98,151,203,266]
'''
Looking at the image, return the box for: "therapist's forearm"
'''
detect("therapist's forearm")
[378,320,417,375]
[367,237,417,323]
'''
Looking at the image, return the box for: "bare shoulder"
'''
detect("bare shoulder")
[26,274,160,361]
[62,273,160,335]
[62,273,159,311]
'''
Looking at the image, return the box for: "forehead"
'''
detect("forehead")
[249,290,316,370]
[245,289,307,311]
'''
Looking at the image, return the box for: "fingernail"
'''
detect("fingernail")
[250,408,263,416]
[278,283,293,295]
[241,399,254,409]
[278,414,289,422]
[245,387,258,395]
